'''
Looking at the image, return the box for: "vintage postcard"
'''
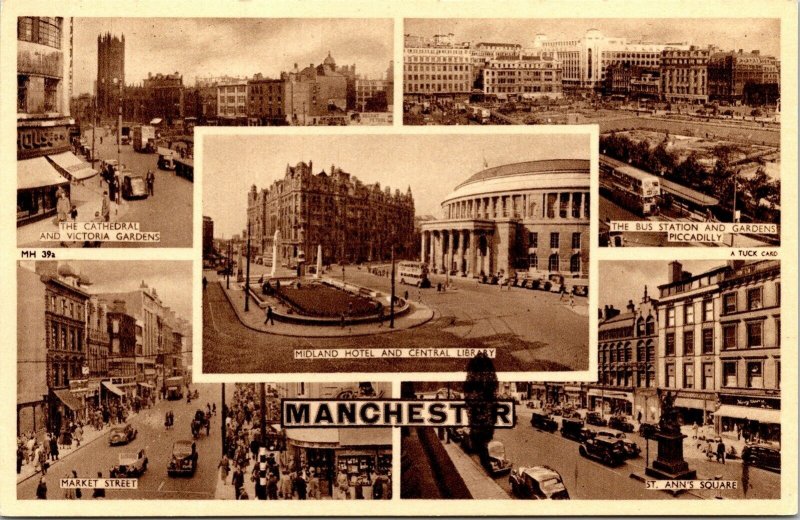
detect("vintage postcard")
[0,0,796,517]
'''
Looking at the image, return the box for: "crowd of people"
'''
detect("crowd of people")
[219,384,392,500]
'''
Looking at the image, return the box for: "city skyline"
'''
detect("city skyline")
[202,133,590,239]
[405,18,781,57]
[599,260,726,313]
[72,18,393,96]
[19,260,193,321]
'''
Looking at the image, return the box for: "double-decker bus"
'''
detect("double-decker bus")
[397,261,431,288]
[599,155,661,216]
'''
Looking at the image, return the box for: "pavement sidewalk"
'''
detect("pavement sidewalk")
[213,459,334,500]
[217,280,434,338]
[440,443,508,499]
[16,414,139,485]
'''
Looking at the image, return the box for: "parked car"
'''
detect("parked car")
[110,448,148,477]
[530,412,558,433]
[579,437,627,466]
[741,443,781,472]
[509,466,570,499]
[485,440,512,476]
[585,411,608,427]
[608,415,635,433]
[594,430,641,458]
[168,440,198,476]
[639,422,658,439]
[121,171,148,200]
[108,423,137,446]
[560,417,595,443]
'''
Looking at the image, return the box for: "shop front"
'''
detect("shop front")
[714,393,781,443]
[587,388,634,416]
[46,151,97,183]
[50,388,83,436]
[563,385,587,409]
[17,121,73,225]
[633,387,660,423]
[673,390,716,426]
[285,428,340,497]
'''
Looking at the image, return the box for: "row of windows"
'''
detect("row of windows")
[665,328,715,356]
[722,318,780,350]
[526,231,582,250]
[18,17,62,49]
[406,83,470,93]
[527,253,582,273]
[599,341,655,364]
[406,64,469,72]
[665,360,780,390]
[406,73,470,82]
[50,361,83,389]
[722,284,778,314]
[48,293,84,321]
[599,369,655,388]
[665,299,714,326]
[49,321,84,353]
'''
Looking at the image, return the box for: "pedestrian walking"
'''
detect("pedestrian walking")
[219,455,230,484]
[69,205,78,221]
[569,291,575,308]
[56,191,70,224]
[146,170,155,196]
[692,422,699,439]
[101,191,111,222]
[559,284,567,301]
[72,470,82,499]
[93,472,106,498]
[267,472,279,500]
[294,472,308,500]
[36,477,47,499]
[63,472,76,499]
[264,306,274,326]
[716,439,726,464]
[108,177,117,205]
[232,466,244,499]
[49,435,59,461]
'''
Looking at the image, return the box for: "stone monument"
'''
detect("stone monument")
[645,389,697,480]
[270,229,281,277]
[315,244,322,279]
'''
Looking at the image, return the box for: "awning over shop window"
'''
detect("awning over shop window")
[53,389,83,411]
[103,381,125,397]
[339,428,392,447]
[714,405,780,424]
[47,151,97,181]
[285,428,339,448]
[18,157,69,190]
[137,382,155,389]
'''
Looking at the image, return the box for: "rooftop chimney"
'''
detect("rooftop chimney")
[627,299,636,313]
[668,261,682,284]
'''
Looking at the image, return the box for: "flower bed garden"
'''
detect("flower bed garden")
[275,283,380,318]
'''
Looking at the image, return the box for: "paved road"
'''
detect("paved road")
[88,128,192,248]
[18,384,221,500]
[203,267,589,373]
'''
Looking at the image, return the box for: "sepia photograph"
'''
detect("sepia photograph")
[202,131,591,374]
[16,16,393,248]
[402,19,781,247]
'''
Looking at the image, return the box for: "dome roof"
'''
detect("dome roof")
[57,263,78,278]
[323,51,336,66]
[457,159,590,188]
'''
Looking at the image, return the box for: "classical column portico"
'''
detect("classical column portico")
[468,230,477,277]
[421,231,428,264]
[458,229,467,276]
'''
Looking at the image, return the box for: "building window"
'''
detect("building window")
[776,360,780,389]
[775,282,780,306]
[721,323,737,350]
[549,232,559,249]
[665,332,675,356]
[17,75,28,112]
[702,362,714,390]
[683,330,694,355]
[18,17,34,42]
[684,303,694,324]
[569,254,581,274]
[666,307,675,327]
[636,318,644,336]
[746,321,763,348]
[528,253,538,270]
[529,232,538,248]
[746,361,763,388]
[571,232,581,249]
[548,254,559,272]
[703,299,713,322]
[683,364,694,389]
[722,292,737,314]
[645,316,655,336]
[723,361,737,387]
[666,363,676,388]
[701,328,714,354]
[747,287,762,310]
[776,318,780,347]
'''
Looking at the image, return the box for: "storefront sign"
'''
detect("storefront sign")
[18,126,70,160]
[719,394,780,409]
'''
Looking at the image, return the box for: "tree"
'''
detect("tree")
[464,352,499,469]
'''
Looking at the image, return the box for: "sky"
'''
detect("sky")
[21,260,193,321]
[599,260,727,312]
[406,18,781,57]
[72,18,393,95]
[202,132,590,239]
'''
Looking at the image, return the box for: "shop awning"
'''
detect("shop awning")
[18,157,69,190]
[285,428,339,448]
[53,389,83,411]
[339,428,392,447]
[714,405,780,424]
[47,151,97,181]
[103,381,125,397]
[137,382,155,389]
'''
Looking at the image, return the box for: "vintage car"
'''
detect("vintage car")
[608,415,636,433]
[121,171,148,200]
[741,443,781,472]
[168,440,198,476]
[157,147,176,170]
[509,466,570,499]
[638,422,659,439]
[585,411,608,427]
[108,423,138,446]
[594,430,641,458]
[485,440,512,476]
[530,411,559,433]
[579,437,627,466]
[560,417,595,443]
[110,448,148,477]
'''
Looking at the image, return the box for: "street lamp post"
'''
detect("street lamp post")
[226,240,231,289]
[221,383,226,456]
[244,220,252,312]
[390,244,396,329]
[260,383,267,448]
[115,78,122,168]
